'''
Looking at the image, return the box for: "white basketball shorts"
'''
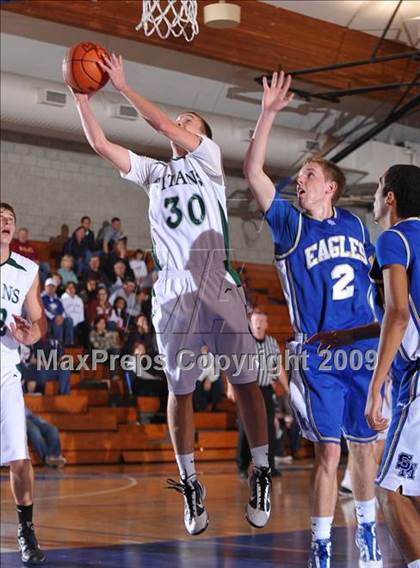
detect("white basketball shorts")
[1,367,29,466]
[152,267,257,395]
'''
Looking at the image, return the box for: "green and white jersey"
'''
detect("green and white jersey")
[121,137,239,281]
[1,252,38,373]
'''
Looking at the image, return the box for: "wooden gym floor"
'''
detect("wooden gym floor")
[1,461,405,567]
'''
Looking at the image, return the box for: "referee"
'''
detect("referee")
[228,309,288,477]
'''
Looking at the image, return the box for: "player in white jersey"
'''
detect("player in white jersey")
[66,53,272,534]
[1,203,46,565]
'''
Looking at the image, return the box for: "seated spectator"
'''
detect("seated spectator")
[11,227,50,283]
[105,239,134,281]
[42,278,74,345]
[61,281,85,345]
[58,254,78,286]
[80,215,96,252]
[130,249,148,285]
[124,341,167,408]
[48,223,70,263]
[125,313,155,355]
[32,338,71,395]
[193,346,224,412]
[65,226,88,274]
[109,296,128,332]
[51,272,65,297]
[109,261,127,296]
[82,255,110,288]
[79,277,98,305]
[129,288,152,322]
[26,407,66,468]
[102,217,125,254]
[89,315,119,354]
[86,286,113,327]
[109,280,137,317]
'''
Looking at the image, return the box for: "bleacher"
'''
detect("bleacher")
[24,242,313,466]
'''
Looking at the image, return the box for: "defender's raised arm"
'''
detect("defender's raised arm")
[243,71,294,213]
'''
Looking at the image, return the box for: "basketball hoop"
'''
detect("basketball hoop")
[136,0,199,42]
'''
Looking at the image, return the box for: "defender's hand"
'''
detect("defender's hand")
[262,71,294,114]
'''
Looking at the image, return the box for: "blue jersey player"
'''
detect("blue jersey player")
[244,71,382,568]
[365,165,420,567]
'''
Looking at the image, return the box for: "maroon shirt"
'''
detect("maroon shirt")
[11,239,39,262]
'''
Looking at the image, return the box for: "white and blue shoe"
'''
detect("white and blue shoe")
[308,538,331,568]
[355,522,383,568]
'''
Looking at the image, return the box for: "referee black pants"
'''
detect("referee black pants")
[236,384,276,472]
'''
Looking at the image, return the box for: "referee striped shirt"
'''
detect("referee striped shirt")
[254,334,281,387]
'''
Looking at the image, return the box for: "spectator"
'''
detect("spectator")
[65,226,88,274]
[109,296,128,332]
[105,239,134,281]
[86,287,113,327]
[130,249,148,284]
[124,341,167,408]
[102,217,125,254]
[109,280,137,317]
[131,288,152,321]
[82,255,110,288]
[25,407,66,468]
[11,227,39,261]
[89,315,119,354]
[79,277,98,305]
[51,272,65,297]
[193,346,224,412]
[109,261,127,296]
[125,313,155,354]
[42,278,74,345]
[61,281,85,345]
[11,227,50,283]
[58,254,78,286]
[32,338,71,395]
[48,223,70,262]
[80,215,96,252]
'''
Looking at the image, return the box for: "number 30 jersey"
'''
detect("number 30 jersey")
[121,137,237,279]
[1,252,38,373]
[266,196,376,336]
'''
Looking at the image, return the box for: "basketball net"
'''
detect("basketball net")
[136,0,199,42]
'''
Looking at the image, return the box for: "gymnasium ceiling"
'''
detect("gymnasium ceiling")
[1,0,419,182]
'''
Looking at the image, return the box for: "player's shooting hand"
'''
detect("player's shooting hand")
[9,315,34,345]
[365,387,389,432]
[65,85,92,104]
[262,71,294,114]
[99,53,127,92]
[307,329,354,349]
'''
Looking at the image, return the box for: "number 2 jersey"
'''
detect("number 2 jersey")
[120,136,238,281]
[266,195,376,336]
[0,252,38,374]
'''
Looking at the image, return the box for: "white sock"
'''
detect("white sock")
[175,453,196,480]
[341,467,352,490]
[311,516,333,541]
[408,560,420,567]
[250,444,269,468]
[354,498,376,525]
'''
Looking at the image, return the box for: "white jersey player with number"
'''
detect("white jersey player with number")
[0,203,46,565]
[69,53,272,537]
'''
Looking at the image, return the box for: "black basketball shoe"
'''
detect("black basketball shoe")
[17,523,45,565]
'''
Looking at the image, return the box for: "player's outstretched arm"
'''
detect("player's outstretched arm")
[365,264,410,431]
[10,275,47,345]
[99,54,201,153]
[243,71,294,213]
[70,90,131,173]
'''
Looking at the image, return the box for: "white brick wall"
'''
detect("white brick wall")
[1,136,275,263]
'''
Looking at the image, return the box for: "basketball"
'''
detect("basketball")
[62,41,110,94]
